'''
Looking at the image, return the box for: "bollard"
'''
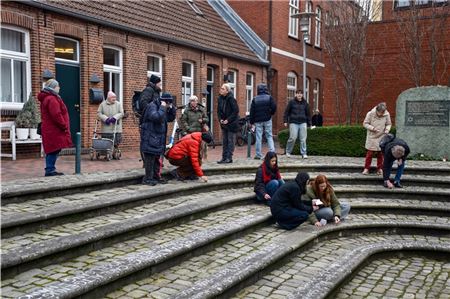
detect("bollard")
[247,128,251,159]
[75,132,81,174]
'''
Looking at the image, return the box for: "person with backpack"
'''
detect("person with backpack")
[166,131,213,182]
[140,92,176,186]
[362,102,392,175]
[137,74,162,123]
[249,83,276,160]
[382,135,410,189]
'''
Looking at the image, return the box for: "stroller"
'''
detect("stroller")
[89,119,122,161]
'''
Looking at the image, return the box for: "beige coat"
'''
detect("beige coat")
[97,100,124,133]
[363,107,392,151]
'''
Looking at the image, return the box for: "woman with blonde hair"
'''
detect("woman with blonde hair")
[305,174,351,227]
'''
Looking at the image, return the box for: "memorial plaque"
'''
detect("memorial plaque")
[405,100,449,126]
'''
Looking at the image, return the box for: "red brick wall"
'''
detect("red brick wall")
[1,2,266,158]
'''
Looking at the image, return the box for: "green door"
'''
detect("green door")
[55,63,80,144]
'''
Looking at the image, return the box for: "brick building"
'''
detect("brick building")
[227,0,325,132]
[0,0,268,157]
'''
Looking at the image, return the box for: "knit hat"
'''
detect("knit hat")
[45,79,59,89]
[160,92,173,104]
[295,172,310,193]
[107,91,116,99]
[149,74,161,85]
[201,132,213,144]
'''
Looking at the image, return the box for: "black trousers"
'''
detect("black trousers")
[143,153,161,182]
[221,129,236,160]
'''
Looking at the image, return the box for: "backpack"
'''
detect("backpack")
[379,133,395,152]
[132,90,143,118]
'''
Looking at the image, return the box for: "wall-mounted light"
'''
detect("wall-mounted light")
[89,74,101,84]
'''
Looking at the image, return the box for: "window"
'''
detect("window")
[103,46,123,101]
[305,77,310,103]
[186,0,204,15]
[396,0,447,7]
[315,7,322,47]
[147,54,163,86]
[325,12,330,26]
[0,26,31,108]
[313,79,320,111]
[55,37,79,63]
[182,61,194,106]
[287,72,297,101]
[334,17,340,26]
[228,70,237,97]
[289,0,299,38]
[306,1,313,43]
[245,73,254,113]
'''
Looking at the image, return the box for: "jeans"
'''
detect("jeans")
[286,123,307,155]
[45,149,61,175]
[256,179,285,205]
[315,202,351,221]
[221,129,236,160]
[255,120,275,158]
[364,150,383,170]
[385,160,406,183]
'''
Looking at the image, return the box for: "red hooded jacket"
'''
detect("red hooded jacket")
[38,89,72,154]
[167,132,204,177]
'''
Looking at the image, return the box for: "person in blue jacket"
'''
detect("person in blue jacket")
[270,172,314,230]
[140,92,176,186]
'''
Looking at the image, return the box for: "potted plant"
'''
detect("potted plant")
[15,94,41,140]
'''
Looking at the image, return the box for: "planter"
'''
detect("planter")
[16,128,29,140]
[29,128,40,140]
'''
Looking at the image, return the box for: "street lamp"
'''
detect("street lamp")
[292,12,315,100]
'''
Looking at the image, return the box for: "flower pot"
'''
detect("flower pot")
[29,128,40,140]
[16,128,29,140]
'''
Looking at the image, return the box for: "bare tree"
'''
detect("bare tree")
[323,0,382,124]
[397,1,450,86]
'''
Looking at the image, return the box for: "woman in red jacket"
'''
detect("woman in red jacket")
[166,132,213,182]
[38,79,72,176]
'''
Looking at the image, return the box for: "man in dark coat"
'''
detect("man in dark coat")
[140,92,176,186]
[270,172,314,230]
[139,74,162,124]
[283,90,311,158]
[38,79,72,176]
[217,83,239,164]
[382,137,410,189]
[249,83,276,160]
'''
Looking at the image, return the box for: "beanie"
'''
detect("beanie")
[149,74,161,85]
[45,79,59,89]
[201,132,213,144]
[160,92,173,104]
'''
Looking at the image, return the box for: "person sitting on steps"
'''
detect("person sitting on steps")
[254,151,285,206]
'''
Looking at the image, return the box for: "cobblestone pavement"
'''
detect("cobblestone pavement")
[1,204,269,298]
[335,256,450,299]
[232,233,450,299]
[97,213,449,299]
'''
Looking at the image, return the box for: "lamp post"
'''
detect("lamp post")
[292,12,315,99]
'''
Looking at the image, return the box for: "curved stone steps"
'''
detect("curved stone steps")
[0,189,259,276]
[232,234,450,299]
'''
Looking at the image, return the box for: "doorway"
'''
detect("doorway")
[206,66,214,134]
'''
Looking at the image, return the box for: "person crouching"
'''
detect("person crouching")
[166,132,213,182]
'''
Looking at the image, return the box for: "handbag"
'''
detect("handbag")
[37,122,42,135]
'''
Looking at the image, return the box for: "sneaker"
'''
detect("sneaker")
[142,179,157,186]
[376,169,383,176]
[254,156,262,160]
[286,153,291,157]
[170,169,184,181]
[362,169,369,175]
[319,219,327,226]
[45,171,64,177]
[156,178,168,184]
[394,181,403,188]
[302,154,308,159]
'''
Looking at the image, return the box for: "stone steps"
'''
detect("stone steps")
[3,213,447,299]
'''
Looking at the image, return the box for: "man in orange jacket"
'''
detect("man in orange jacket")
[166,132,213,182]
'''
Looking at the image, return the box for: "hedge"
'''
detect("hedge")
[277,126,396,157]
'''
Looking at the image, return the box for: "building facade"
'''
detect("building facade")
[1,0,267,157]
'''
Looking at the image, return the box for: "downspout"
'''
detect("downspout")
[268,0,273,87]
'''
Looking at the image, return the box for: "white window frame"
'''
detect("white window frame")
[288,0,299,38]
[55,36,80,64]
[313,79,320,111]
[287,72,297,101]
[207,66,214,134]
[182,61,194,106]
[305,77,310,103]
[228,70,237,97]
[245,73,254,113]
[306,1,313,44]
[315,7,322,47]
[0,26,31,110]
[103,45,123,102]
[147,54,163,88]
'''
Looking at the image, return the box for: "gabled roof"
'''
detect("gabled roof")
[26,0,266,64]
